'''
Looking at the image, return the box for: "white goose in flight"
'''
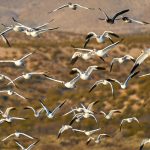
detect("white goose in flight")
[140,138,150,150]
[24,27,59,38]
[122,16,149,25]
[72,128,101,136]
[70,65,105,80]
[0,107,16,118]
[57,125,73,138]
[0,89,28,101]
[70,51,95,64]
[44,74,80,89]
[15,139,39,150]
[0,116,26,124]
[7,71,47,85]
[110,55,135,72]
[107,71,139,89]
[24,106,44,118]
[84,31,120,48]
[49,2,94,13]
[75,41,121,61]
[100,110,121,119]
[130,48,150,74]
[70,111,97,125]
[0,73,16,87]
[120,117,140,131]
[89,79,114,96]
[40,100,67,119]
[98,8,129,24]
[0,52,34,67]
[2,131,34,141]
[86,133,110,145]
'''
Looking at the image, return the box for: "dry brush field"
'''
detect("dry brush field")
[0,32,149,150]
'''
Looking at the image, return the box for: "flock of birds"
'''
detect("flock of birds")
[0,2,150,150]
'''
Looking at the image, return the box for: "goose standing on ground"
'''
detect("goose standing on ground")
[121,16,149,25]
[140,138,150,150]
[130,48,150,74]
[70,65,105,80]
[70,51,95,64]
[107,71,139,89]
[48,2,94,13]
[100,110,121,119]
[44,74,80,89]
[24,106,44,118]
[7,72,48,85]
[120,117,140,131]
[57,125,73,138]
[98,8,129,24]
[0,116,26,124]
[72,128,101,136]
[40,100,67,119]
[0,52,34,67]
[75,41,121,61]
[0,89,28,101]
[86,133,110,145]
[2,131,34,141]
[15,139,39,150]
[0,107,16,118]
[110,55,135,72]
[89,79,114,96]
[84,31,120,48]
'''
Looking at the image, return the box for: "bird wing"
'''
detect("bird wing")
[20,132,34,139]
[101,40,120,54]
[99,8,109,19]
[87,100,99,111]
[7,75,23,85]
[128,18,149,25]
[109,110,121,117]
[69,74,80,85]
[74,4,93,10]
[4,107,16,117]
[86,137,94,145]
[110,58,118,72]
[1,35,11,47]
[39,100,50,115]
[15,140,25,149]
[48,4,69,13]
[112,9,130,20]
[130,52,149,74]
[89,128,101,134]
[120,119,126,131]
[14,92,27,100]
[70,52,82,65]
[73,47,93,52]
[89,80,103,92]
[19,52,33,61]
[24,106,36,114]
[2,133,14,141]
[44,74,64,83]
[52,100,67,116]
[99,111,106,116]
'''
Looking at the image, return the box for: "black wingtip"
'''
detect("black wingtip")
[89,85,96,93]
[130,64,139,74]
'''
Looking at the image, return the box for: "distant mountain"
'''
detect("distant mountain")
[0,0,150,34]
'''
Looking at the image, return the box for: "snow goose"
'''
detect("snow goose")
[84,31,120,48]
[72,128,100,136]
[2,131,34,141]
[48,2,94,13]
[86,133,110,145]
[110,55,135,72]
[98,8,129,24]
[57,125,73,138]
[122,16,149,25]
[100,110,121,119]
[0,107,16,118]
[107,71,139,89]
[0,52,34,67]
[40,100,67,119]
[15,139,39,150]
[70,65,105,80]
[44,74,80,89]
[89,79,114,96]
[120,117,140,131]
[24,106,44,118]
